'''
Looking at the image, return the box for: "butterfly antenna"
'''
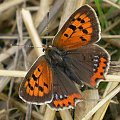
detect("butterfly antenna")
[46,12,50,46]
[10,43,43,48]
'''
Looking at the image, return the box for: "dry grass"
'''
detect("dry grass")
[0,0,120,120]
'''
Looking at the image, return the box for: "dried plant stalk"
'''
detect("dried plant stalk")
[0,93,43,120]
[0,0,28,13]
[82,85,120,120]
[21,9,44,57]
[75,90,99,120]
[43,107,56,120]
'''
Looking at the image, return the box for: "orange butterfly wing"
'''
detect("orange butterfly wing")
[19,56,53,104]
[53,5,100,51]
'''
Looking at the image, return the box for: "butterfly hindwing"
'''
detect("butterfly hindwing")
[19,56,53,104]
[53,4,100,51]
[63,44,110,87]
[48,67,82,110]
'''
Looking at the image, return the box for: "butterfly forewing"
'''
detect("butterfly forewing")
[19,56,53,104]
[53,5,101,51]
[64,44,110,87]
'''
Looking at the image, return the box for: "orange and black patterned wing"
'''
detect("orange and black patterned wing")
[63,44,110,87]
[19,56,53,104]
[48,67,82,110]
[53,5,100,51]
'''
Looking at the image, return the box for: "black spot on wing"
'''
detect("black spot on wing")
[102,67,105,69]
[64,33,69,37]
[34,83,43,92]
[69,25,76,31]
[28,83,34,90]
[38,86,44,92]
[100,72,103,76]
[35,83,39,87]
[81,19,85,23]
[79,26,83,30]
[68,102,71,105]
[38,68,40,72]
[44,82,48,88]
[82,29,88,34]
[32,74,37,81]
[27,78,30,82]
[77,18,81,21]
[80,36,86,41]
[104,61,107,64]
[62,103,65,106]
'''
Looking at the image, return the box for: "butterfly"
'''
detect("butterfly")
[19,4,110,110]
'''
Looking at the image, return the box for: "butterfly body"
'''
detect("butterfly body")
[45,46,64,66]
[19,5,110,110]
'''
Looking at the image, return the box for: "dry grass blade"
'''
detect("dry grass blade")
[103,19,120,33]
[82,84,120,120]
[103,0,120,10]
[0,93,43,120]
[0,39,27,62]
[92,100,110,120]
[92,82,119,120]
[37,0,64,34]
[0,70,120,82]
[6,41,19,119]
[25,104,32,120]
[21,8,44,57]
[75,90,99,120]
[17,7,32,119]
[40,105,47,115]
[33,0,53,28]
[43,107,56,120]
[0,70,26,77]
[0,0,28,13]
[0,1,119,119]
[101,35,120,48]
[59,109,73,120]
[102,35,120,39]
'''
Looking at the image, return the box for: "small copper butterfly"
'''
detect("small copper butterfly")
[19,4,110,110]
